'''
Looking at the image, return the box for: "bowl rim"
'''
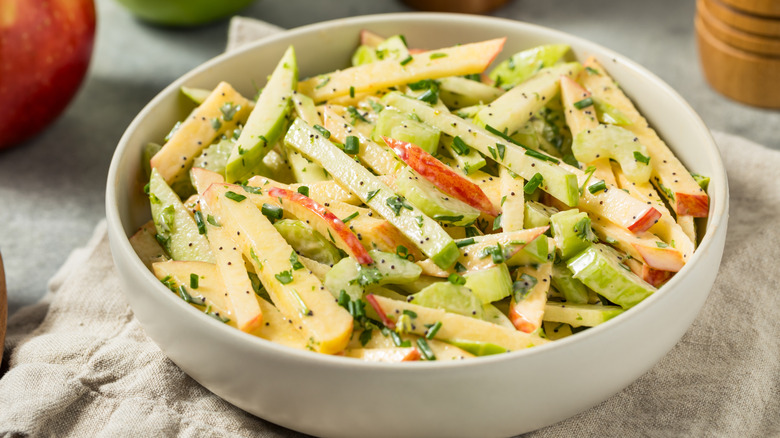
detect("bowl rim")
[106,12,729,371]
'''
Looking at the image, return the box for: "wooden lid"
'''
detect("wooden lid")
[698,0,780,56]
[704,0,780,37]
[696,14,780,108]
[401,0,510,14]
[720,0,780,18]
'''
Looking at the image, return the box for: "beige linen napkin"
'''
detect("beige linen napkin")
[1,17,778,437]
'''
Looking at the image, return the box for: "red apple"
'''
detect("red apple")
[632,242,685,272]
[0,0,95,149]
[641,265,674,288]
[626,206,662,234]
[267,187,374,265]
[676,192,709,218]
[402,348,422,361]
[365,293,396,330]
[383,136,500,217]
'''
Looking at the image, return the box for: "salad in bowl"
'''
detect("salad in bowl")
[129,29,710,362]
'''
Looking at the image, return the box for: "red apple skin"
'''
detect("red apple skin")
[632,243,685,272]
[0,0,96,149]
[267,187,374,265]
[402,349,422,361]
[508,306,536,334]
[642,265,674,288]
[626,207,662,234]
[676,192,709,218]
[383,136,500,217]
[365,294,396,330]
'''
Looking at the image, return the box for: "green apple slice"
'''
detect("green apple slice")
[226,46,297,183]
[543,301,624,328]
[566,243,656,309]
[148,168,214,263]
[284,118,459,269]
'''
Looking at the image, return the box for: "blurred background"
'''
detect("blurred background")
[1,0,778,316]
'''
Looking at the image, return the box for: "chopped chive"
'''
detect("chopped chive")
[451,136,470,155]
[290,251,305,270]
[341,211,359,223]
[633,151,650,165]
[297,186,309,197]
[178,285,204,307]
[386,195,412,216]
[349,86,355,98]
[261,203,283,221]
[396,245,412,260]
[493,214,503,231]
[314,76,330,89]
[605,236,618,244]
[465,226,480,238]
[206,214,221,227]
[205,305,230,323]
[484,124,525,148]
[194,211,206,235]
[454,262,467,273]
[433,214,464,223]
[403,309,418,319]
[501,195,507,206]
[389,330,404,347]
[425,321,442,339]
[190,273,199,289]
[585,66,600,75]
[496,143,506,160]
[656,241,669,248]
[225,191,246,202]
[579,166,597,195]
[456,238,475,248]
[588,180,607,194]
[337,290,350,308]
[275,270,294,284]
[211,118,222,131]
[345,135,360,154]
[359,329,373,346]
[573,97,594,110]
[240,185,263,195]
[524,173,544,194]
[368,100,384,113]
[416,215,424,228]
[347,105,368,123]
[416,338,436,360]
[417,88,438,105]
[429,52,447,59]
[488,146,497,160]
[448,273,466,286]
[400,55,413,66]
[658,183,675,201]
[524,148,560,164]
[313,124,331,139]
[366,189,380,202]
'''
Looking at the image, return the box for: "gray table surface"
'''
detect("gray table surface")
[1,0,778,316]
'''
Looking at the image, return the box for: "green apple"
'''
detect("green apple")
[115,0,257,27]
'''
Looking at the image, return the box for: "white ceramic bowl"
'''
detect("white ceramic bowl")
[106,13,728,438]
